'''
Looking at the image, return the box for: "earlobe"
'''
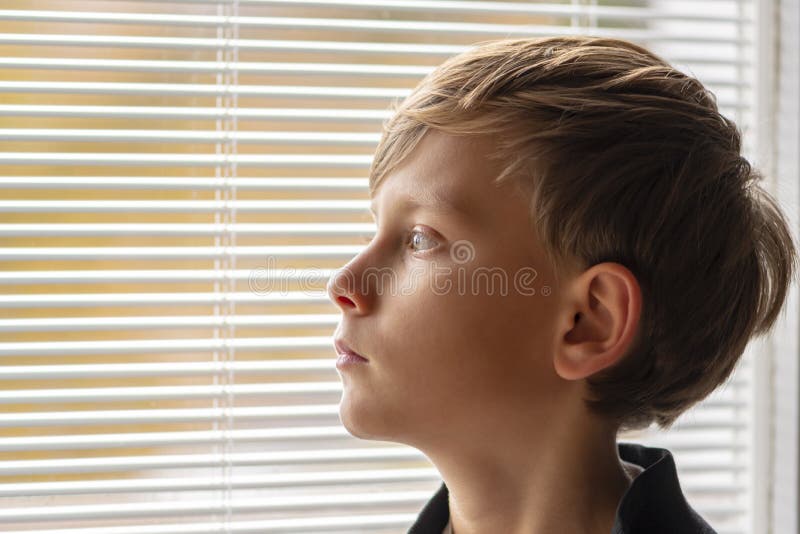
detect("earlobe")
[553,336,621,381]
[552,263,642,382]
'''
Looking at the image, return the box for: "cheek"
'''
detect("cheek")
[375,264,478,374]
[459,254,556,355]
[387,262,551,371]
[363,262,559,435]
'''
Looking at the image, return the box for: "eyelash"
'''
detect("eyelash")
[360,227,440,254]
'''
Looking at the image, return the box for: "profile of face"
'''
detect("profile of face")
[326,129,572,450]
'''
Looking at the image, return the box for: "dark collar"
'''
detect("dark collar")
[407,442,717,534]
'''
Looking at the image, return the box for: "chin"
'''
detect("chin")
[337,394,397,442]
[337,394,372,440]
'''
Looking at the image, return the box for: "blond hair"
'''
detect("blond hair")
[369,35,799,431]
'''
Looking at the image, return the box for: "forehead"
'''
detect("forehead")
[369,181,471,217]
[370,130,502,216]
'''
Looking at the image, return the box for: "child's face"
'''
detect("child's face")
[328,129,570,447]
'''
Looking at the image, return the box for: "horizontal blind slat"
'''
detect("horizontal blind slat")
[0,129,381,144]
[0,177,369,190]
[0,153,372,166]
[0,405,342,425]
[0,492,434,523]
[0,33,468,55]
[0,11,754,44]
[0,271,337,285]
[0,292,331,307]
[0,514,421,534]
[0,314,341,331]
[0,427,360,451]
[0,447,426,474]
[0,468,439,495]
[0,336,335,355]
[0,200,371,212]
[0,104,391,119]
[0,245,364,260]
[0,360,338,378]
[0,383,344,403]
[0,58,436,76]
[0,223,374,236]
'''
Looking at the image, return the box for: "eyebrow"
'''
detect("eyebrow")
[369,191,470,219]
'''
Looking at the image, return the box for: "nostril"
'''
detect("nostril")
[337,295,356,307]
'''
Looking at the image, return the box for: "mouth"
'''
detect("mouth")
[334,337,368,362]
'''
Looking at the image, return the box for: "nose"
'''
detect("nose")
[327,263,365,313]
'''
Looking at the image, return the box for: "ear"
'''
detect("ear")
[553,262,642,381]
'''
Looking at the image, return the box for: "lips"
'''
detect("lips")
[334,337,368,361]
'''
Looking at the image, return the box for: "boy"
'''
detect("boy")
[326,36,798,534]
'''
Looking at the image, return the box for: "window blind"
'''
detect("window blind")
[0,1,759,533]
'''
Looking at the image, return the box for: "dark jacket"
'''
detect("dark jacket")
[407,441,718,534]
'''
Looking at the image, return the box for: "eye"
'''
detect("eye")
[406,227,439,254]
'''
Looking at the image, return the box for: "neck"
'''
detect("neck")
[428,405,635,534]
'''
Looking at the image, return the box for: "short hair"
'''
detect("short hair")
[369,35,799,431]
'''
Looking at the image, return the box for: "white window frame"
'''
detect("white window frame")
[753,1,800,533]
